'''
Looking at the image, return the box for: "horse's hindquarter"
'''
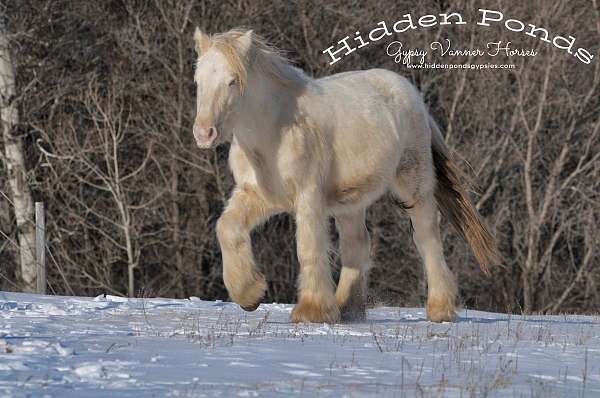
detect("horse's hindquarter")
[312,69,430,210]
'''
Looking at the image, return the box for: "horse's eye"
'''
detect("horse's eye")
[228,78,237,87]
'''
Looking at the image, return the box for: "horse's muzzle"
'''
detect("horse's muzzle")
[193,124,218,148]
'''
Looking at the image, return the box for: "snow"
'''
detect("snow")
[1,291,599,397]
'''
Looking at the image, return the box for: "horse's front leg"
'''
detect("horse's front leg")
[291,191,340,323]
[217,185,276,311]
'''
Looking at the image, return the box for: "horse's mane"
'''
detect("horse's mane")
[202,29,308,93]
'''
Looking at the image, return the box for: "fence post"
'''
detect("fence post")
[35,202,46,294]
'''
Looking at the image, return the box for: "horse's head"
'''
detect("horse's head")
[192,28,252,148]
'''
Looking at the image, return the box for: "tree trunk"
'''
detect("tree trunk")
[0,20,36,292]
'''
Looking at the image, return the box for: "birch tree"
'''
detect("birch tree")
[0,17,36,292]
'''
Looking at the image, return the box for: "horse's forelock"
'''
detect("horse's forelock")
[203,29,305,91]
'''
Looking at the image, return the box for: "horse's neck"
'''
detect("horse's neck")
[231,72,297,154]
[229,72,304,200]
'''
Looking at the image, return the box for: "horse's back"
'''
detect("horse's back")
[305,69,431,211]
[314,68,428,140]
[317,68,419,101]
[312,68,430,157]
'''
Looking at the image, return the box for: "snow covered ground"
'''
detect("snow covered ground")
[1,291,599,397]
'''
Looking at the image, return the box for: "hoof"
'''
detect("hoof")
[337,294,367,323]
[335,271,368,323]
[240,302,260,312]
[427,296,457,323]
[291,296,340,324]
[226,271,267,311]
[340,307,367,322]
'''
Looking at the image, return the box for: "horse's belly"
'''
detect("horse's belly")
[326,173,388,213]
[326,128,399,211]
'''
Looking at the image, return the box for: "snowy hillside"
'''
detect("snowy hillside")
[1,291,599,397]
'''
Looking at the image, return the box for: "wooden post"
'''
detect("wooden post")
[35,202,46,294]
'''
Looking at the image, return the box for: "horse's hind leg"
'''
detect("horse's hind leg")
[335,209,371,321]
[392,173,458,322]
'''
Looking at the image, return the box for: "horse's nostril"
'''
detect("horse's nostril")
[208,127,217,139]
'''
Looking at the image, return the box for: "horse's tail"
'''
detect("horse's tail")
[428,116,500,273]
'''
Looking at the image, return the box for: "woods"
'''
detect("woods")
[0,0,599,315]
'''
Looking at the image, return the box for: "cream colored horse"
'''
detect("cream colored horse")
[193,28,498,323]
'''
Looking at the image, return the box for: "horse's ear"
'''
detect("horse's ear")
[236,30,253,56]
[194,27,209,54]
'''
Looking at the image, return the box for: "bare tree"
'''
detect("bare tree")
[0,16,35,291]
[38,79,159,297]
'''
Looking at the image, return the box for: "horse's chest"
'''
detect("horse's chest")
[230,145,298,207]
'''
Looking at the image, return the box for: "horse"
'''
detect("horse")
[192,28,499,323]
